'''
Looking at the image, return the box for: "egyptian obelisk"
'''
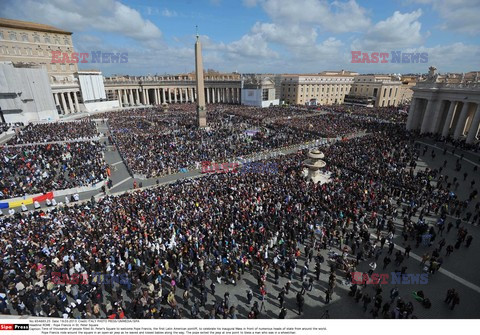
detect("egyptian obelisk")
[195,29,207,128]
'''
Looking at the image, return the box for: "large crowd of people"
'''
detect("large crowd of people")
[273,113,372,138]
[7,120,99,145]
[0,115,477,319]
[0,141,107,199]
[323,105,409,123]
[102,104,401,177]
[223,104,319,121]
[107,105,320,177]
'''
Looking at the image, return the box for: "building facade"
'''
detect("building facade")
[280,70,358,105]
[407,67,480,144]
[241,75,279,107]
[344,74,414,107]
[0,18,83,115]
[103,71,242,107]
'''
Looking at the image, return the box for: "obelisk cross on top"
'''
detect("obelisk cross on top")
[195,26,207,128]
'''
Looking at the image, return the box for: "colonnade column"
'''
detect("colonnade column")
[454,103,471,139]
[146,89,150,105]
[66,92,74,114]
[134,89,138,105]
[60,92,69,114]
[420,99,437,134]
[117,90,123,107]
[129,89,134,106]
[406,98,418,130]
[53,93,60,112]
[442,101,457,137]
[466,104,480,144]
[123,90,129,106]
[73,92,80,113]
[432,100,448,134]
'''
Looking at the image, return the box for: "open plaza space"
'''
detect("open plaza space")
[0,104,479,320]
[0,3,479,333]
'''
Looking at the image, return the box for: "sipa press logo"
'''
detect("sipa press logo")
[0,324,29,330]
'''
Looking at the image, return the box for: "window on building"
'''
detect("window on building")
[9,32,17,40]
[0,47,4,54]
[69,64,75,71]
[22,34,28,42]
[55,38,60,44]
[33,35,40,43]
[45,36,51,43]
[389,88,392,97]
[51,63,57,71]
[262,89,268,101]
[0,31,4,40]
[61,64,66,71]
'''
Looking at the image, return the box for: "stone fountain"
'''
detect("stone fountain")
[302,149,332,184]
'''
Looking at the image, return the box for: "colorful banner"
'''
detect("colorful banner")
[0,192,54,209]
[33,192,54,203]
[9,198,33,208]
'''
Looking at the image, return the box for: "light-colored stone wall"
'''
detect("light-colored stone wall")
[0,25,77,82]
